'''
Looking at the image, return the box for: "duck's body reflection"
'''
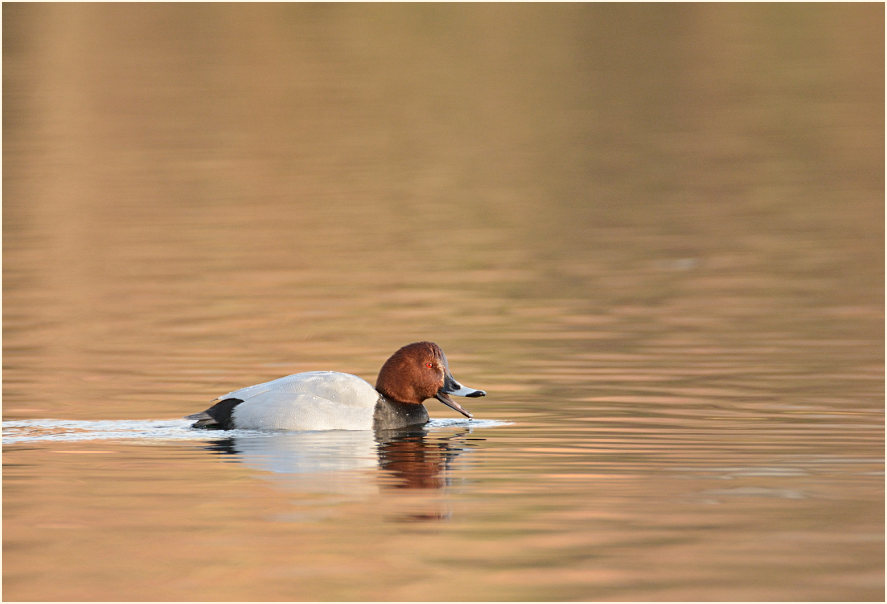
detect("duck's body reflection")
[200,423,483,497]
[376,429,463,489]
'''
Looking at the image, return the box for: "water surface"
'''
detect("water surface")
[3,4,883,601]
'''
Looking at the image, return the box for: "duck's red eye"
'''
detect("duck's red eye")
[425,362,434,369]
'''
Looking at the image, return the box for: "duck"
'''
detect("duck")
[186,341,485,431]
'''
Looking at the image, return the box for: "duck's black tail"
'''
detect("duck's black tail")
[185,398,244,430]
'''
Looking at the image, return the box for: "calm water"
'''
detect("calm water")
[3,4,884,601]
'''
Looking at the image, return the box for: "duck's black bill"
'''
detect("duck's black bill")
[435,374,486,418]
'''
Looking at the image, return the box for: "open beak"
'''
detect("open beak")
[434,372,486,419]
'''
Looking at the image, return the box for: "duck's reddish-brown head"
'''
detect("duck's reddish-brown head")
[375,341,485,418]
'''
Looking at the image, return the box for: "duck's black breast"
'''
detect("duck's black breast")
[373,397,430,430]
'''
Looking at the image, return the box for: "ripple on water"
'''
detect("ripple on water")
[1,418,512,444]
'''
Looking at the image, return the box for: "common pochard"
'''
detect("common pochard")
[187,341,485,431]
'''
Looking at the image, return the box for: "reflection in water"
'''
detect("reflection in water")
[197,423,489,495]
[195,425,489,524]
[3,3,882,601]
[377,427,478,490]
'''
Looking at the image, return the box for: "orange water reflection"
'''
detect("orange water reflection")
[4,3,883,601]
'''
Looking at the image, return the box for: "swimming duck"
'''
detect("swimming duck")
[186,341,485,431]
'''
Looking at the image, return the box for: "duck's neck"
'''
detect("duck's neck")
[373,395,429,430]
